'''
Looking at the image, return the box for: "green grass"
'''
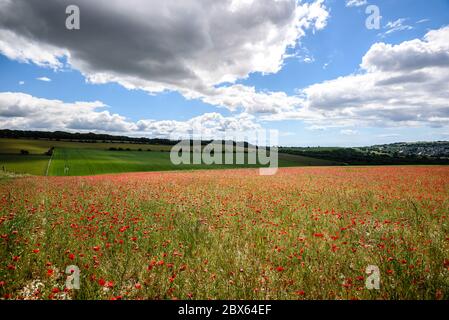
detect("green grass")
[0,154,50,176]
[48,148,332,176]
[1,138,339,176]
[0,138,172,154]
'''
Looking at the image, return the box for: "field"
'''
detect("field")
[0,138,339,176]
[0,166,448,300]
[0,154,49,176]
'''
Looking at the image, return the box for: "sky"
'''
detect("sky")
[0,0,448,146]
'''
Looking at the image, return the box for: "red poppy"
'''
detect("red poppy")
[276,266,285,272]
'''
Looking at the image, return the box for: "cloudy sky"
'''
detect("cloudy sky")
[0,0,448,146]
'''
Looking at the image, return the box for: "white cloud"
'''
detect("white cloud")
[345,0,367,8]
[0,0,329,114]
[381,18,413,36]
[18,81,25,85]
[187,84,303,114]
[416,19,430,24]
[0,92,260,138]
[265,26,449,129]
[36,77,51,82]
[340,129,358,135]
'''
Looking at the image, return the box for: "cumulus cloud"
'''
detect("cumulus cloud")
[0,0,328,114]
[0,92,260,138]
[137,112,261,139]
[266,26,449,129]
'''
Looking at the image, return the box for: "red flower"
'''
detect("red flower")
[12,256,20,262]
[98,278,106,286]
[7,264,16,270]
[314,233,324,238]
[68,253,75,260]
[51,287,60,293]
[33,249,40,254]
[276,266,285,272]
[47,269,54,276]
[135,283,142,289]
[119,226,128,232]
[93,246,101,252]
[294,290,305,296]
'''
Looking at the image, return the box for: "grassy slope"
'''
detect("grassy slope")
[0,154,49,176]
[0,138,173,154]
[49,148,334,176]
[1,138,339,176]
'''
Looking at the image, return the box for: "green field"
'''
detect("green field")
[0,154,50,176]
[0,138,339,176]
[0,138,172,154]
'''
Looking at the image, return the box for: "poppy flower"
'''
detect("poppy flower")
[276,266,285,272]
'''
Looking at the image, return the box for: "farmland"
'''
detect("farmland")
[0,138,339,176]
[0,166,448,300]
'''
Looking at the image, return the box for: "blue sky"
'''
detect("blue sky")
[0,0,448,146]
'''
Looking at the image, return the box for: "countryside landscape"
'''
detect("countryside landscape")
[1,131,448,300]
[0,0,449,306]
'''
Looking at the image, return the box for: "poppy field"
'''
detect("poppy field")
[0,166,448,300]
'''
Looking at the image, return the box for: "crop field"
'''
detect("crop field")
[0,154,50,176]
[0,138,173,154]
[0,138,339,176]
[0,166,448,300]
